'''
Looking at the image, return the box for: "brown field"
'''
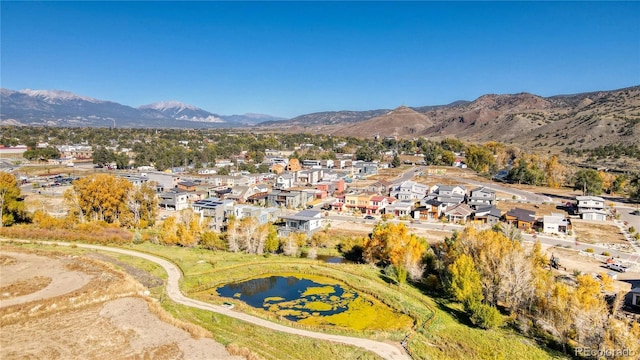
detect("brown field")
[571,219,628,245]
[0,244,242,360]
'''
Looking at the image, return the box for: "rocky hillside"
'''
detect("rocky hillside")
[335,106,434,138]
[264,86,640,150]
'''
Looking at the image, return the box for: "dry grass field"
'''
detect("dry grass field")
[0,244,243,360]
[571,219,628,245]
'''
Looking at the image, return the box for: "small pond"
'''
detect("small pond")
[216,274,412,330]
[300,253,353,264]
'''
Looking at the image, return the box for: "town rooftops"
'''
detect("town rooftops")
[471,186,495,194]
[281,209,322,221]
[506,207,536,221]
[475,205,502,218]
[178,181,199,187]
[576,196,605,202]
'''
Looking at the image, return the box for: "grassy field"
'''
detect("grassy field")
[4,240,567,359]
[126,242,566,360]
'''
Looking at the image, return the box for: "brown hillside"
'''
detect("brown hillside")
[334,105,434,138]
[325,86,639,150]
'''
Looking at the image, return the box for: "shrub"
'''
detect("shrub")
[629,226,636,233]
[132,231,144,244]
[468,302,503,329]
[585,248,594,253]
[602,251,611,257]
[573,269,582,276]
[423,274,441,291]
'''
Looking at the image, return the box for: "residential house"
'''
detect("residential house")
[316,182,336,196]
[302,159,322,168]
[275,173,295,189]
[192,198,232,231]
[576,196,607,221]
[361,162,379,176]
[416,198,447,220]
[505,208,537,230]
[159,190,189,211]
[119,174,149,187]
[426,184,466,207]
[177,181,198,192]
[345,193,377,214]
[367,180,392,196]
[146,172,181,190]
[466,187,496,209]
[369,196,389,215]
[385,201,413,217]
[543,213,570,235]
[267,189,312,209]
[473,205,502,225]
[391,181,428,201]
[444,203,474,223]
[321,160,334,169]
[279,209,324,236]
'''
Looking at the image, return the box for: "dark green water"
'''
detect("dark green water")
[216,275,358,321]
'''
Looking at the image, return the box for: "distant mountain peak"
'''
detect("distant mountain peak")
[19,88,102,103]
[139,100,200,112]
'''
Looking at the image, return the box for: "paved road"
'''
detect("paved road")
[10,240,410,360]
[448,177,552,203]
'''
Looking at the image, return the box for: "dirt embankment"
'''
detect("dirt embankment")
[0,246,243,360]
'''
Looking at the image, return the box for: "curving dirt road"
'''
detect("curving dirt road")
[23,241,410,360]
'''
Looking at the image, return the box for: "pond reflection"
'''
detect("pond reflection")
[216,275,357,321]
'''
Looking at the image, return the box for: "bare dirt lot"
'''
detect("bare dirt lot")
[0,246,242,360]
[572,219,628,245]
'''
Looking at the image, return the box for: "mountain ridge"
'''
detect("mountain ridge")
[0,88,284,127]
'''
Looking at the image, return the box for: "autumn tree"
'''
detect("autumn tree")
[0,172,28,227]
[544,155,566,188]
[200,231,226,250]
[126,182,158,228]
[65,174,133,224]
[363,222,427,280]
[572,169,603,195]
[264,225,279,253]
[449,254,483,308]
[465,145,495,174]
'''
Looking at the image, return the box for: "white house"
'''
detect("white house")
[390,181,428,201]
[159,190,189,211]
[279,209,324,236]
[576,196,606,221]
[275,173,295,189]
[543,213,570,234]
[466,187,496,208]
[385,201,414,217]
[425,185,466,207]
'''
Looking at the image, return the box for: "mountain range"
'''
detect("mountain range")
[0,89,285,128]
[258,86,640,150]
[2,86,639,150]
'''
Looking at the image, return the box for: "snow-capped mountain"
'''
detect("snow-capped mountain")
[19,89,102,104]
[139,101,225,123]
[0,88,287,128]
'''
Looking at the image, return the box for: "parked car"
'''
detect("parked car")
[607,263,628,272]
[364,215,375,220]
[307,205,314,209]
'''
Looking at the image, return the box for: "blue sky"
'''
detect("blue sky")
[1,1,639,118]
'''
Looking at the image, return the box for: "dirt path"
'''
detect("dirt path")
[25,240,410,360]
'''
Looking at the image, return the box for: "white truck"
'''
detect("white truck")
[607,263,628,272]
